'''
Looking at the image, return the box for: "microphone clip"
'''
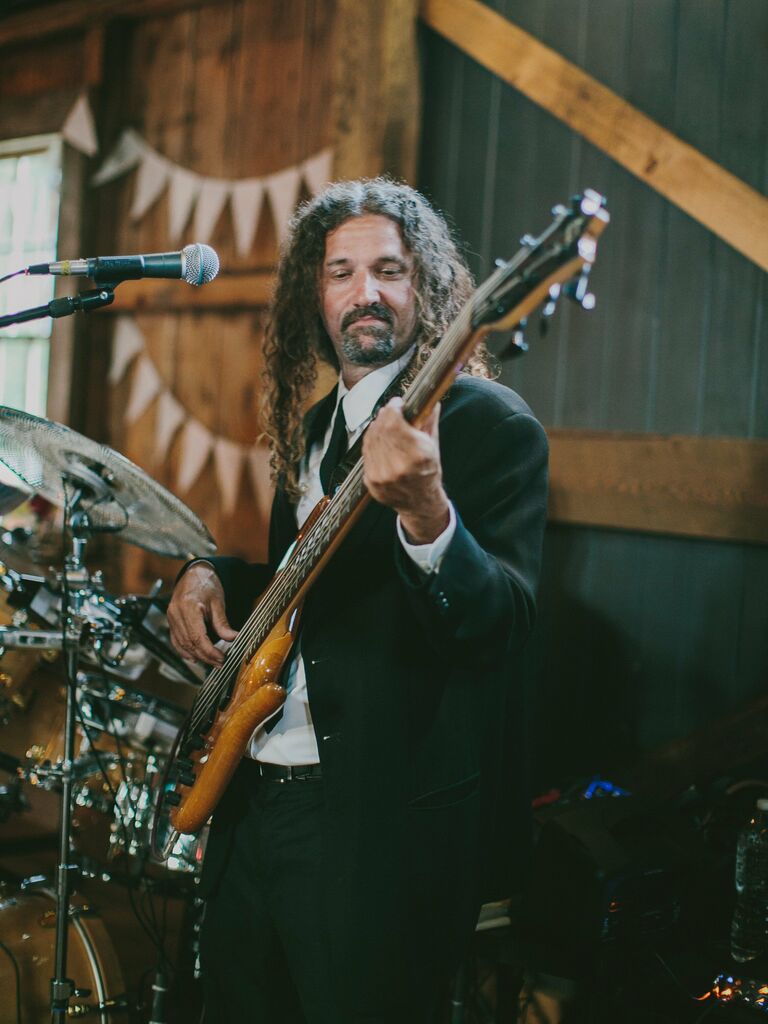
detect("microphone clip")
[0,284,116,330]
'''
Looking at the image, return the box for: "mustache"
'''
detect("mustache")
[341,304,394,331]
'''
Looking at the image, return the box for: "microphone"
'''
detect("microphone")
[27,243,219,286]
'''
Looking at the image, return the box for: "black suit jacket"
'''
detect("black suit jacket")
[201,373,548,1014]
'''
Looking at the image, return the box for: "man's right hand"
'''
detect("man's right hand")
[167,562,238,667]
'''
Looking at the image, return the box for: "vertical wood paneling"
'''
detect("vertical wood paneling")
[419,0,768,780]
[752,274,767,436]
[452,58,496,283]
[703,2,767,438]
[653,2,722,435]
[418,30,460,218]
[496,0,586,427]
[560,0,628,430]
[607,0,676,432]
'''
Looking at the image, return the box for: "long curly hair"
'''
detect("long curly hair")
[263,177,490,499]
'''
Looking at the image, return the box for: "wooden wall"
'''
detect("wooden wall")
[99,0,418,593]
[419,0,768,788]
[0,0,419,594]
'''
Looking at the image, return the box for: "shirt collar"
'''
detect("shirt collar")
[336,346,415,434]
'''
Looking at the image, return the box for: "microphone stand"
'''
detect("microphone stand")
[0,284,116,329]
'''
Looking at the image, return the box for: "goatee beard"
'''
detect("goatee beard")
[341,323,396,366]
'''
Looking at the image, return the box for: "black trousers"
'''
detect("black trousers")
[200,773,341,1023]
[199,766,450,1024]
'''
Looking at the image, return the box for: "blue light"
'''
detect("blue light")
[583,777,630,799]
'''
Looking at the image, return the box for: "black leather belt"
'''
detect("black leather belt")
[252,761,323,783]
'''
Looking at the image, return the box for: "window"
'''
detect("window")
[0,133,62,417]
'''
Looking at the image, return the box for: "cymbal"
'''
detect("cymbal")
[0,406,216,559]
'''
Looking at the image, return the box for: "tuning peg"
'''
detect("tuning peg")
[538,284,562,337]
[498,318,528,360]
[519,234,536,247]
[494,257,507,269]
[564,266,596,310]
[541,283,561,318]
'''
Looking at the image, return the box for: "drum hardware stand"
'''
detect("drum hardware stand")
[50,477,125,1022]
[0,403,217,1019]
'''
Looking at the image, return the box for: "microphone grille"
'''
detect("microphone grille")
[182,243,220,286]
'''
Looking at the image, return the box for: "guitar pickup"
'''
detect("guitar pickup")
[176,768,196,787]
[181,733,205,757]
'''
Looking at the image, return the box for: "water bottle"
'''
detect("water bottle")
[731,798,768,962]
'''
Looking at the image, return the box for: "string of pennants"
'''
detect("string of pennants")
[109,316,273,519]
[92,128,334,253]
[57,94,334,254]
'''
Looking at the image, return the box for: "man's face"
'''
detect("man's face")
[320,214,418,381]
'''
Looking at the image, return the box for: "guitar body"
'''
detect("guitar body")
[169,609,297,834]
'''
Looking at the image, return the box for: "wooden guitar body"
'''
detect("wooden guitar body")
[169,611,297,834]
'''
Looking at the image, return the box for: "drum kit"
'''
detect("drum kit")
[0,405,217,1022]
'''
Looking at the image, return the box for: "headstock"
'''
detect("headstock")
[471,190,609,348]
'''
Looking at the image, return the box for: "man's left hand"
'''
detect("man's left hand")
[362,397,450,544]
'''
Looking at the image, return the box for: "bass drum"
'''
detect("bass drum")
[0,887,125,1024]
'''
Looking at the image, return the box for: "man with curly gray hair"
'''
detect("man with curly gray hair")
[169,178,548,1023]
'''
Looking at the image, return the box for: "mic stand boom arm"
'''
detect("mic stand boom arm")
[0,284,116,329]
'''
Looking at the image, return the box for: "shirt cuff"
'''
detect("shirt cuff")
[396,502,456,575]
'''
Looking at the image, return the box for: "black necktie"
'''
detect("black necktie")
[319,402,348,493]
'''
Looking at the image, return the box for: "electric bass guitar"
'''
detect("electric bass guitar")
[153,190,610,850]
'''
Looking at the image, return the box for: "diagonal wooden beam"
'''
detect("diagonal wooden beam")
[421,0,768,272]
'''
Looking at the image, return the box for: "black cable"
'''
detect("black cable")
[0,268,25,285]
[0,936,22,1024]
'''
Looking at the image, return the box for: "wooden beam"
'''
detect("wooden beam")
[421,0,768,273]
[0,0,226,48]
[106,271,275,312]
[548,429,768,545]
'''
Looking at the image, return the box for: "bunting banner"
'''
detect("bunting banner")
[109,316,272,511]
[61,93,99,157]
[93,129,333,253]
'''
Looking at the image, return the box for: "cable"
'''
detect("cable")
[0,936,22,1024]
[0,268,25,286]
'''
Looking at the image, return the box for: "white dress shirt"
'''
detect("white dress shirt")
[248,348,456,765]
